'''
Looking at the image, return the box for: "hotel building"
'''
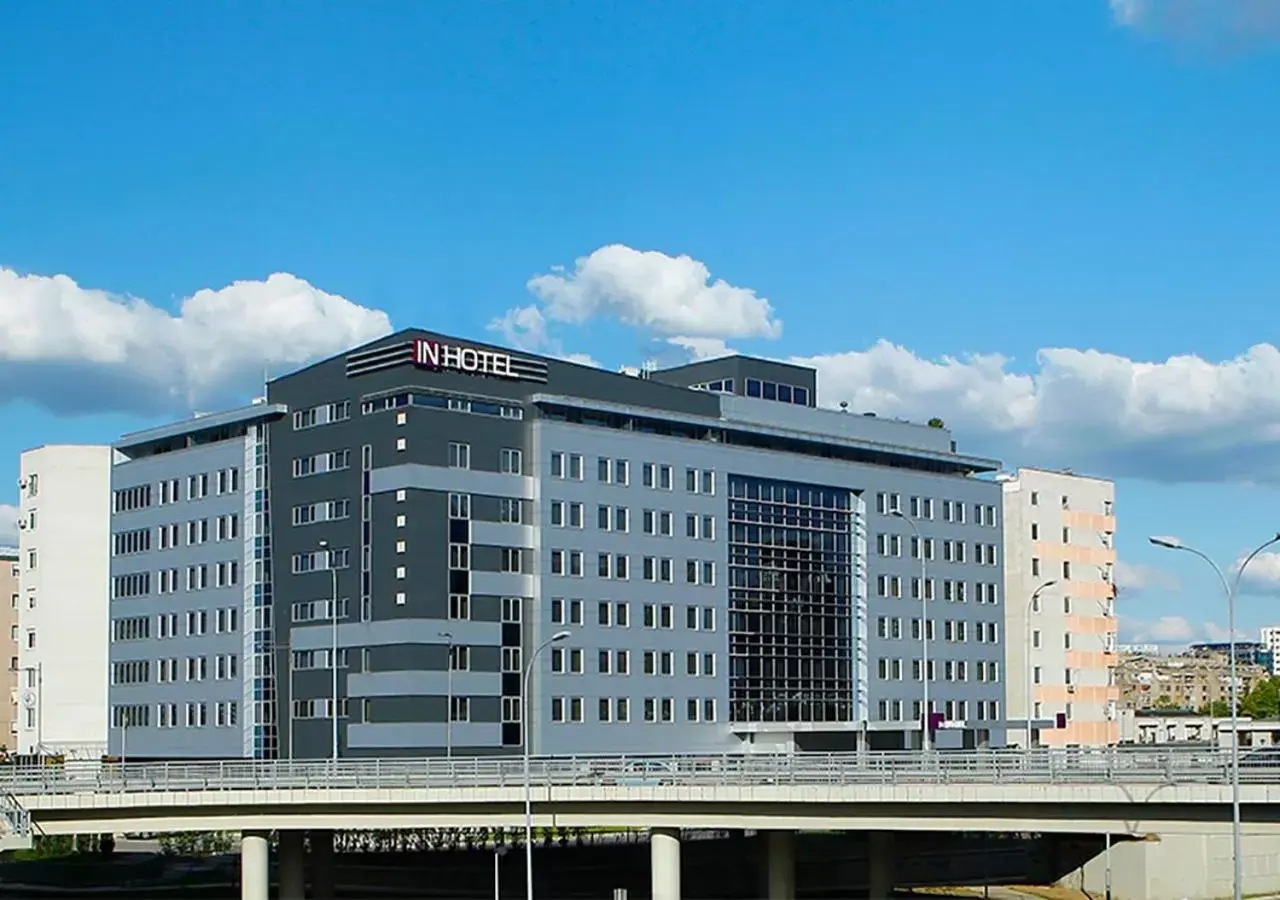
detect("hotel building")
[108,330,1009,759]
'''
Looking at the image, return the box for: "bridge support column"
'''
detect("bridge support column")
[766,830,796,900]
[278,830,306,900]
[241,831,269,900]
[309,829,335,900]
[868,832,894,900]
[650,827,681,900]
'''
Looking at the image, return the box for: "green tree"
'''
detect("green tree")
[1241,677,1280,719]
[927,417,945,429]
[1198,700,1232,717]
[1153,694,1180,710]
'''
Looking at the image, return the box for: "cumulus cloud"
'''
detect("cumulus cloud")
[796,342,1280,483]
[0,504,17,547]
[1121,614,1228,645]
[1237,550,1280,595]
[0,268,393,415]
[1111,0,1280,46]
[491,244,1280,483]
[492,245,781,357]
[1115,560,1182,592]
[667,336,737,361]
[487,305,600,368]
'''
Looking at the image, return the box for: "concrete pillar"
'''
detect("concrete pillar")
[309,829,335,900]
[868,831,894,900]
[766,830,796,900]
[650,827,681,900]
[241,831,269,900]
[278,830,306,900]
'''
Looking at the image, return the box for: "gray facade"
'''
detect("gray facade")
[260,329,1008,760]
[106,404,286,759]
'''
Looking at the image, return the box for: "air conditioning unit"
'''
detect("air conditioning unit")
[16,519,26,531]
[1066,684,1077,694]
[16,478,26,490]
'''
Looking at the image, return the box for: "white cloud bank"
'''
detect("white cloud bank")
[11,245,1280,486]
[1111,0,1280,45]
[0,268,393,414]
[494,244,1280,483]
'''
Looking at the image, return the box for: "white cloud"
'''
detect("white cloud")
[0,268,393,415]
[794,342,1280,482]
[1110,0,1280,44]
[1124,614,1197,643]
[1236,550,1280,595]
[493,245,1280,483]
[487,305,600,368]
[1115,560,1182,593]
[667,336,737,361]
[493,245,781,356]
[0,504,17,547]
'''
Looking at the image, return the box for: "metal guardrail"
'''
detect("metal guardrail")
[0,748,1271,797]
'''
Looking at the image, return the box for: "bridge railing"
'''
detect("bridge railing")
[0,747,1264,795]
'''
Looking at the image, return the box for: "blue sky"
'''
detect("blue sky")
[2,0,1279,644]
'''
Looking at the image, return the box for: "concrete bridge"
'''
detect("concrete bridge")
[0,749,1276,899]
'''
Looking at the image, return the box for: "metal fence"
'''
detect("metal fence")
[0,747,1270,796]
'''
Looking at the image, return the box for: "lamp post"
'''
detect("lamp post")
[1149,532,1280,900]
[1024,581,1058,749]
[890,509,930,750]
[522,630,571,900]
[440,631,455,758]
[494,844,508,900]
[317,540,340,761]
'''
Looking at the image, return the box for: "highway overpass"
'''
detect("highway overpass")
[0,749,1276,899]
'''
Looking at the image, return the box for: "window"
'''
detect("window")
[499,498,521,524]
[448,442,471,469]
[500,448,522,475]
[446,593,471,620]
[500,548,522,573]
[449,493,470,518]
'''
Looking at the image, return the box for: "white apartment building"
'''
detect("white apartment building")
[16,445,112,758]
[1002,468,1118,747]
[0,548,18,750]
[1261,627,1280,675]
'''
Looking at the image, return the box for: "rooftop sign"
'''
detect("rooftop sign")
[413,339,513,378]
[345,338,548,382]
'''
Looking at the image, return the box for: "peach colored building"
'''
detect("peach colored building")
[0,548,18,751]
[1002,468,1118,747]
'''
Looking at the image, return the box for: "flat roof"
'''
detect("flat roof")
[531,392,1000,474]
[115,402,289,454]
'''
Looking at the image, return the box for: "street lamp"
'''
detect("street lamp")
[1149,531,1280,900]
[317,540,340,761]
[890,509,930,750]
[440,631,455,758]
[1024,581,1058,749]
[522,629,571,900]
[494,844,508,900]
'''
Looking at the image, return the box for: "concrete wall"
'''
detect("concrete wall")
[1004,468,1118,748]
[1063,833,1280,900]
[17,445,112,758]
[0,551,18,750]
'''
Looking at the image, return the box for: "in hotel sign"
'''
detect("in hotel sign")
[413,339,513,378]
[344,337,549,382]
